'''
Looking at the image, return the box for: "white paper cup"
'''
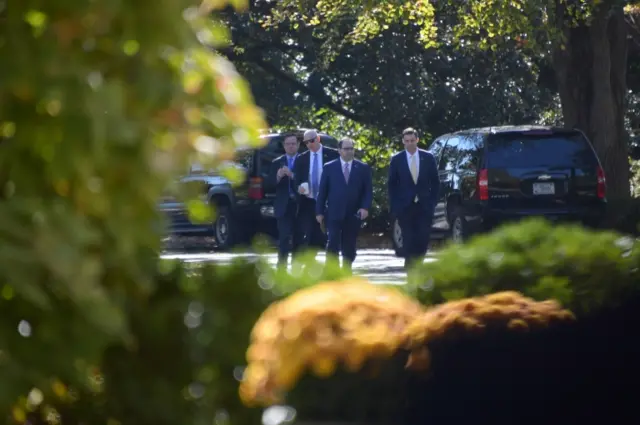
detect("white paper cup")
[300,182,309,195]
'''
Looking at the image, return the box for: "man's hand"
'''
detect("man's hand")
[277,166,291,181]
[316,215,324,224]
[357,209,368,220]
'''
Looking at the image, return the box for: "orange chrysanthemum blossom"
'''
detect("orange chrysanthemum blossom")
[402,291,576,372]
[239,278,424,406]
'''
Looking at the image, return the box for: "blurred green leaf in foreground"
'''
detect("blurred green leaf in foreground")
[0,0,267,419]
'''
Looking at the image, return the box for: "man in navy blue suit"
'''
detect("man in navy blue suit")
[387,127,439,272]
[269,133,301,270]
[316,137,373,272]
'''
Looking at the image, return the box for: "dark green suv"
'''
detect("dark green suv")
[159,130,339,250]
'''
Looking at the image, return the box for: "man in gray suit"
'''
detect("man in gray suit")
[294,129,340,251]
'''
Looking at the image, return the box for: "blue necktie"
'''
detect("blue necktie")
[287,156,294,196]
[311,153,319,199]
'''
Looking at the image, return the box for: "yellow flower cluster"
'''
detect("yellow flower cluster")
[239,278,424,406]
[403,291,576,371]
[240,283,576,407]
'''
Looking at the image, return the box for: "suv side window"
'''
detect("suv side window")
[271,136,286,156]
[428,137,447,168]
[254,136,284,181]
[457,134,483,172]
[441,137,460,171]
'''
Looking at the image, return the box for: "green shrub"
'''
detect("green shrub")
[11,251,364,425]
[408,218,640,315]
[14,259,283,425]
[365,167,392,233]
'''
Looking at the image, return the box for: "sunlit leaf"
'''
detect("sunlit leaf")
[186,199,214,223]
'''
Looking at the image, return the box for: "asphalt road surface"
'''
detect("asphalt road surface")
[161,248,438,285]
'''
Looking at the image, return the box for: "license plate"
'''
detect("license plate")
[533,182,555,195]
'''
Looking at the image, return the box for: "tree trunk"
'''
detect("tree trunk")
[552,2,630,199]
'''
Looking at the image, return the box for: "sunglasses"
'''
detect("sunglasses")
[303,139,316,144]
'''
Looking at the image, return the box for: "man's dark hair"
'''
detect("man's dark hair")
[338,137,355,149]
[402,127,418,138]
[282,132,299,143]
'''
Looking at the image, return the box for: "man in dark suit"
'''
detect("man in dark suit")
[316,137,373,272]
[387,127,439,272]
[294,129,339,251]
[268,133,301,270]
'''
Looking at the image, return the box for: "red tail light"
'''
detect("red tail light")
[477,168,489,201]
[248,177,264,199]
[596,166,606,199]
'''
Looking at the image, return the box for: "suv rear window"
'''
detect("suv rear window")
[486,132,598,168]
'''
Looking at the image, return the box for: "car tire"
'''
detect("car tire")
[450,209,469,244]
[392,218,405,258]
[213,205,239,251]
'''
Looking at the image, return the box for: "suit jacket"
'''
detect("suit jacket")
[269,154,297,218]
[387,149,439,216]
[316,159,373,221]
[294,146,339,201]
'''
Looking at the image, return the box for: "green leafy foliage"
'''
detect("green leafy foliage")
[631,159,640,197]
[4,0,640,422]
[0,0,269,420]
[407,218,640,315]
[236,0,637,199]
[224,0,559,209]
[263,0,437,48]
[262,0,606,51]
[13,260,275,425]
[8,247,362,425]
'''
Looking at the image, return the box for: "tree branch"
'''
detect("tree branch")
[625,11,640,51]
[222,48,366,123]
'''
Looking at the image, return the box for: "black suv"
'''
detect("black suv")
[160,130,339,250]
[392,125,607,255]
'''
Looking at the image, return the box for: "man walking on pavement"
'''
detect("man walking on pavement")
[387,127,439,276]
[269,132,301,270]
[294,129,339,252]
[316,137,373,273]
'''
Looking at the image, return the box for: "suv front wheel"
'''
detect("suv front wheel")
[450,210,469,244]
[213,205,238,250]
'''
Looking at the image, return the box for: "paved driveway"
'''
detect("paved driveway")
[161,249,437,285]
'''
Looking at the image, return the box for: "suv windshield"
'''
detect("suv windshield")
[487,132,598,168]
